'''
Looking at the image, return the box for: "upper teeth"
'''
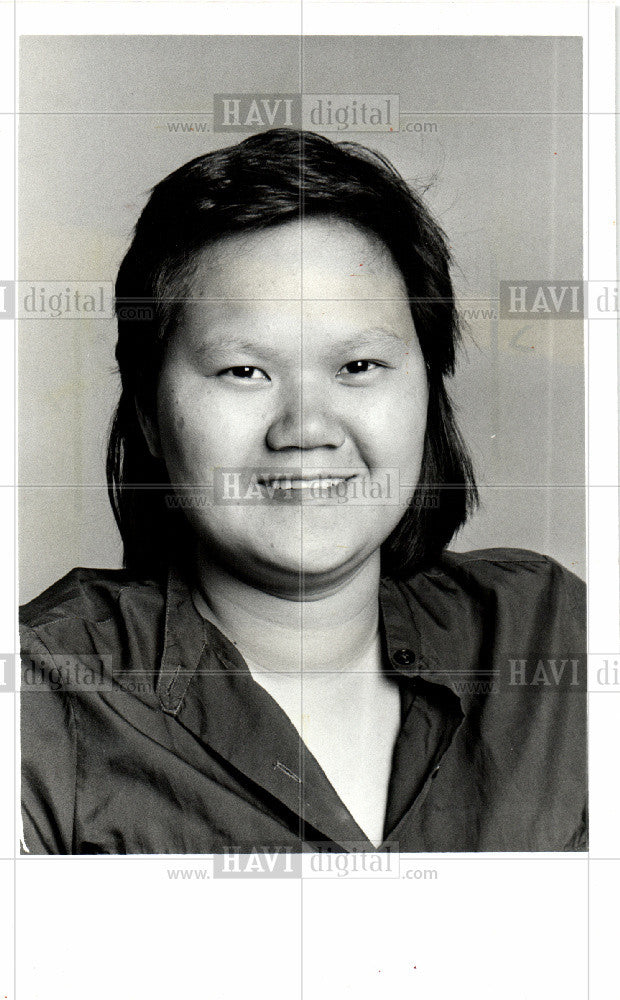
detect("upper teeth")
[267,478,346,489]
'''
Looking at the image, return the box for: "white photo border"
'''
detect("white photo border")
[2,4,617,999]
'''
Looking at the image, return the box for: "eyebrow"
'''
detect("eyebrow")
[193,338,264,358]
[335,327,409,350]
[194,328,408,357]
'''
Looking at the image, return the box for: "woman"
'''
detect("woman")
[21,129,586,854]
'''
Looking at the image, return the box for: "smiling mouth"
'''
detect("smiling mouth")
[260,476,353,490]
[256,473,358,500]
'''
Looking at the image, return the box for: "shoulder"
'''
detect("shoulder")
[383,547,586,707]
[442,547,584,614]
[440,547,584,599]
[20,567,167,653]
[391,547,585,631]
[19,566,168,855]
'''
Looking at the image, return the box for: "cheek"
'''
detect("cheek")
[155,382,211,478]
[360,382,427,463]
[156,383,259,481]
[399,365,429,440]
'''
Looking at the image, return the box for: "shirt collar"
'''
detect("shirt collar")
[155,563,470,850]
[380,571,488,708]
[156,565,373,848]
[157,564,469,713]
[156,563,209,714]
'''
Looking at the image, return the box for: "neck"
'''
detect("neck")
[192,554,381,673]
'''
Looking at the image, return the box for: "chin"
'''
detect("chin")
[248,542,375,591]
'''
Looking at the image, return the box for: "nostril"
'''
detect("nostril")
[265,409,345,452]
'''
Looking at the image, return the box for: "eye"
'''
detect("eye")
[337,359,383,377]
[219,365,270,381]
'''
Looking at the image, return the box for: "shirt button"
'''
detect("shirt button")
[392,648,416,667]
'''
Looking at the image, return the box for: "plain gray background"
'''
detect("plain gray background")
[19,35,584,602]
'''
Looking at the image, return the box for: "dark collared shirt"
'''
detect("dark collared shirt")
[20,548,587,854]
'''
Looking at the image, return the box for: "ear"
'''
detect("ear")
[135,399,162,459]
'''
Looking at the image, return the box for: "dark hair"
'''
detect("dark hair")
[107,128,477,580]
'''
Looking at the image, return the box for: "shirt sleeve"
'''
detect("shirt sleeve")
[540,557,588,850]
[20,627,78,854]
[562,806,588,851]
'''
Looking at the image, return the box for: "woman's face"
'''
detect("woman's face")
[147,217,428,594]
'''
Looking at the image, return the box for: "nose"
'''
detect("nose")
[265,380,346,452]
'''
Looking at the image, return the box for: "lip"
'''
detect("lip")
[255,472,359,501]
[259,475,354,489]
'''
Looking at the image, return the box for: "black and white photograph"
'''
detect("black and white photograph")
[19,33,587,855]
[3,8,618,999]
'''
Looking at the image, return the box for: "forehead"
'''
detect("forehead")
[186,217,408,302]
[173,218,417,349]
